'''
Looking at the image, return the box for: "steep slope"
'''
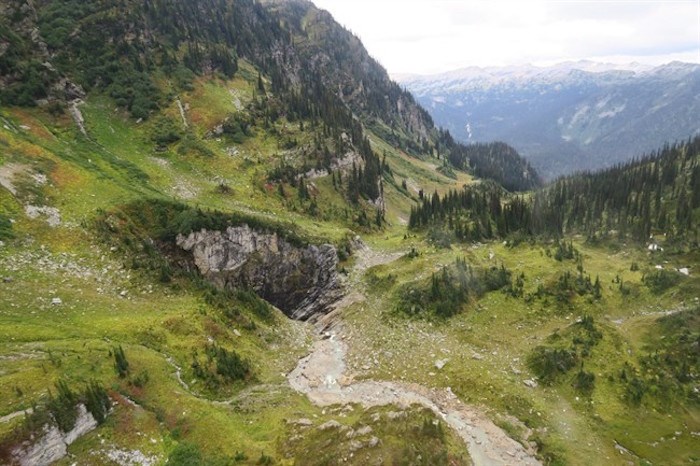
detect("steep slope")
[399,62,700,180]
[0,0,539,193]
[1,1,697,465]
[0,0,534,463]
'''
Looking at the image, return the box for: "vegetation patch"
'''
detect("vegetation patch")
[394,258,517,319]
[191,344,251,388]
[281,406,469,465]
[619,306,699,407]
[642,269,683,294]
[528,315,602,390]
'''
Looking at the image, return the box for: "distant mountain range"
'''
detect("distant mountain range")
[398,61,700,180]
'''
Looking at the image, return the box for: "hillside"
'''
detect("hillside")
[399,62,700,180]
[0,1,699,465]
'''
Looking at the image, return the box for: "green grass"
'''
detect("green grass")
[338,238,700,465]
[1,66,699,465]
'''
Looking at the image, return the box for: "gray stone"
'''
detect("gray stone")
[523,379,538,388]
[13,404,98,466]
[318,420,342,430]
[387,411,406,420]
[434,359,449,370]
[289,418,313,427]
[177,226,343,320]
[367,436,380,448]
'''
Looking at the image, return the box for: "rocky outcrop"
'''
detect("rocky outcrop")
[11,404,97,466]
[176,225,343,320]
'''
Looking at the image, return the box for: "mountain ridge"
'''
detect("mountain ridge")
[398,61,700,180]
[0,1,698,465]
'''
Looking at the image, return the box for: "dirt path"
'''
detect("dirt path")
[288,245,541,466]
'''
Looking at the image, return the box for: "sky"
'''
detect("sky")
[310,0,700,76]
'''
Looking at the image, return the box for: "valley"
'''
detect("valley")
[399,62,700,180]
[0,0,698,465]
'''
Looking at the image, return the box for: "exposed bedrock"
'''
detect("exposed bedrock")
[176,225,343,320]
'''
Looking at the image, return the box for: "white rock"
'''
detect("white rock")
[51,297,62,305]
[523,379,538,388]
[13,404,98,466]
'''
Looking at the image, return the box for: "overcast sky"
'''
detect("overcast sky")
[310,0,700,76]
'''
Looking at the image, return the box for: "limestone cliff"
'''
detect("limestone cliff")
[176,225,343,321]
[11,404,97,466]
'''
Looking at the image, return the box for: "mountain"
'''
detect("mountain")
[398,61,700,180]
[0,1,698,465]
[0,0,538,193]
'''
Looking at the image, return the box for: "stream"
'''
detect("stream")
[287,245,541,466]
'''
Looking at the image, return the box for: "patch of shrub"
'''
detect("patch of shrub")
[151,117,181,146]
[177,133,215,157]
[395,258,474,319]
[47,380,78,432]
[83,380,111,424]
[0,214,14,240]
[168,443,203,466]
[620,306,699,407]
[222,113,253,143]
[527,347,578,385]
[113,345,130,378]
[191,343,250,387]
[572,369,595,394]
[642,269,681,294]
[426,227,454,249]
[553,240,579,261]
[481,264,512,292]
[235,289,272,320]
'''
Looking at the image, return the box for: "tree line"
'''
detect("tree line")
[410,137,700,244]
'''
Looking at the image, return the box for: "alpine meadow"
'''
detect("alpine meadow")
[0,1,698,465]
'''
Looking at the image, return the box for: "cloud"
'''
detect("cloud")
[311,0,700,74]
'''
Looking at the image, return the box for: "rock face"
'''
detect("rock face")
[177,225,343,320]
[12,404,98,466]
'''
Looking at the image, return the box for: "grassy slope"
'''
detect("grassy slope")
[340,228,699,465]
[0,63,473,464]
[1,58,698,464]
